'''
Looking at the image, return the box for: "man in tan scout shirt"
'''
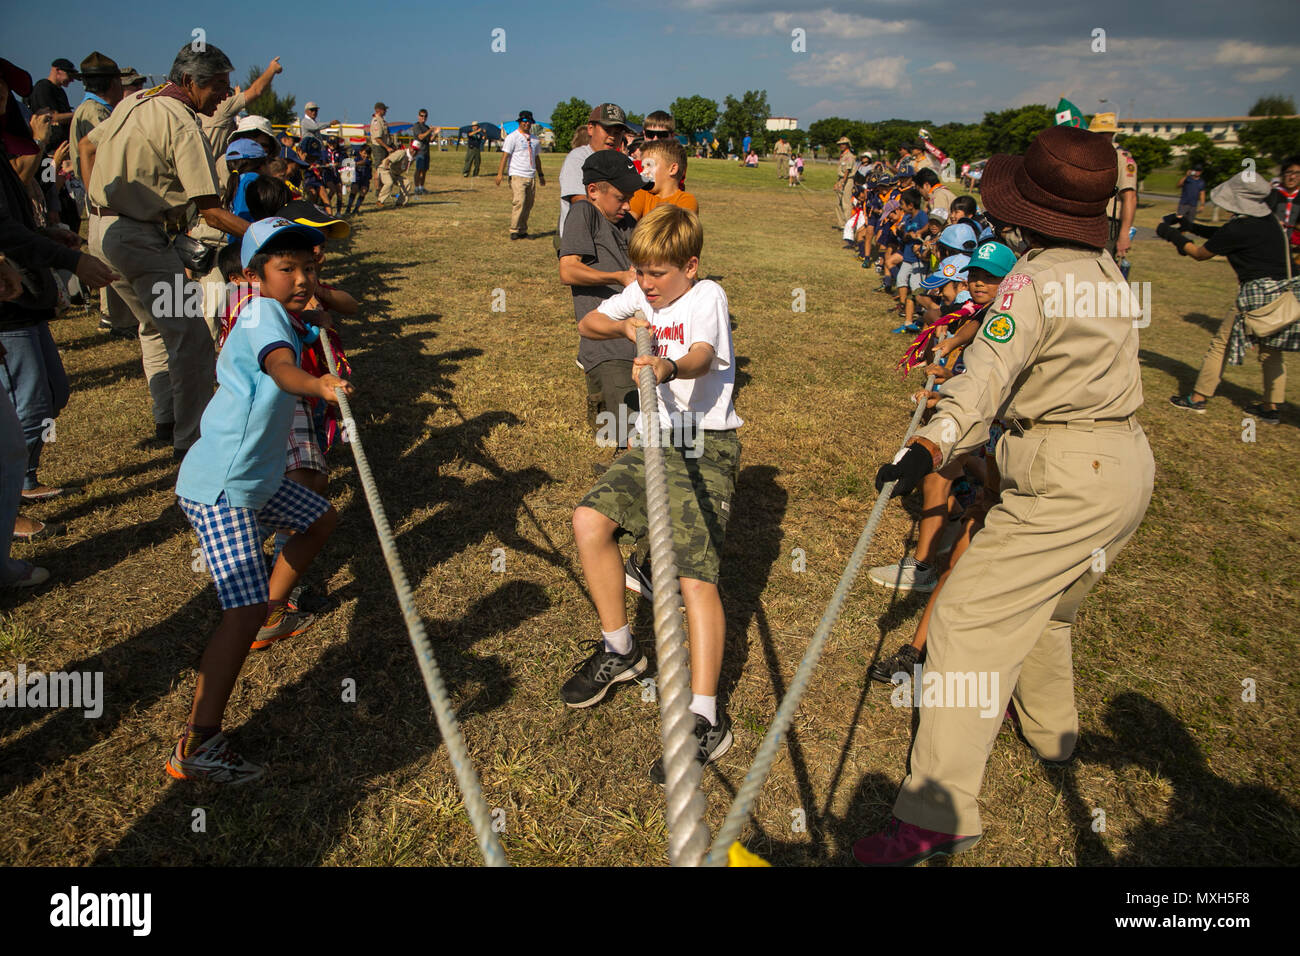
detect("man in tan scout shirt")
[85,42,251,457]
[857,126,1154,866]
[377,142,416,207]
[1089,112,1138,260]
[834,136,855,226]
[369,102,392,174]
[70,52,133,338]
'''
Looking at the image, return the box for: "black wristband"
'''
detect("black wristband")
[664,357,678,382]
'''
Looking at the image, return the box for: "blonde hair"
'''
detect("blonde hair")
[641,138,687,178]
[629,204,702,268]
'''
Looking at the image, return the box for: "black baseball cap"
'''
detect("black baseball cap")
[518,110,535,123]
[582,149,646,196]
[52,58,78,76]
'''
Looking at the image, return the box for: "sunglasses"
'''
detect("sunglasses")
[643,129,673,140]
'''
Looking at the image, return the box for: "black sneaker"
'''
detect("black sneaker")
[870,643,922,684]
[1169,393,1206,413]
[624,553,653,599]
[153,421,175,445]
[649,713,733,784]
[560,639,647,708]
[1245,402,1281,425]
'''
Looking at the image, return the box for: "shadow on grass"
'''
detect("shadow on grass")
[1139,347,1265,411]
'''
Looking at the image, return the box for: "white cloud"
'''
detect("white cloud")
[1212,40,1300,65]
[788,51,911,91]
[772,11,910,39]
[1236,66,1290,84]
[922,61,957,74]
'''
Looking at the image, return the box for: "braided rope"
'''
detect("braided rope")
[319,331,508,867]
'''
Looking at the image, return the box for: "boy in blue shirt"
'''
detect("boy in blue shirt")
[169,218,353,784]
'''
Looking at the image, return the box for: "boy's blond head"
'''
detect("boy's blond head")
[641,138,687,178]
[629,204,703,268]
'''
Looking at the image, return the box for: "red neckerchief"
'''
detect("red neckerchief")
[151,82,197,110]
[899,300,982,374]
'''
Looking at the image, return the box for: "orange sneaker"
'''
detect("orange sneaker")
[251,605,315,650]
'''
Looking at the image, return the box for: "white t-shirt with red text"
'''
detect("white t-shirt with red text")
[596,279,743,435]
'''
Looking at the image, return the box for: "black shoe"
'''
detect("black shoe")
[509,233,521,240]
[870,643,922,684]
[287,582,330,613]
[154,421,175,445]
[517,231,528,239]
[1245,402,1281,425]
[624,553,653,599]
[98,316,113,331]
[172,447,188,463]
[649,713,733,784]
[560,639,647,708]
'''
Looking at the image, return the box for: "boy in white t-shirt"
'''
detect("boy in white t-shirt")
[562,204,744,783]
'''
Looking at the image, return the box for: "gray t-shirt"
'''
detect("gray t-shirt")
[410,121,431,156]
[559,199,636,369]
[557,144,593,237]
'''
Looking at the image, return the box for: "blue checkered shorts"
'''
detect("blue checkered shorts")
[179,479,330,609]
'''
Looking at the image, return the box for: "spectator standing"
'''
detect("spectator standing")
[463,122,485,177]
[496,110,544,240]
[299,100,334,148]
[84,43,251,458]
[70,53,134,339]
[1267,155,1300,266]
[774,135,791,181]
[410,109,433,194]
[26,58,77,150]
[1177,165,1206,222]
[558,103,629,238]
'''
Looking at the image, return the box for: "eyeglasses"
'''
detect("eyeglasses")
[644,129,673,140]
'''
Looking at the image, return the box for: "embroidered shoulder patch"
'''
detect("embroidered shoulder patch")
[983,313,1015,343]
[994,273,1034,300]
[141,83,167,98]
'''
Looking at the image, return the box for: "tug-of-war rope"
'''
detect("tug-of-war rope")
[322,315,935,866]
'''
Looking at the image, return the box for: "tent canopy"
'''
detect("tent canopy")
[457,122,502,141]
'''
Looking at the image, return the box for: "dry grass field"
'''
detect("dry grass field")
[1,151,1296,866]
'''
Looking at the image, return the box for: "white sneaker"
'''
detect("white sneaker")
[868,556,937,593]
[165,732,265,785]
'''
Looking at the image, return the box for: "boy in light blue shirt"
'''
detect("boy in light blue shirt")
[170,217,353,785]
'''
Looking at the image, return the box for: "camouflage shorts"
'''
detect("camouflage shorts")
[579,430,741,583]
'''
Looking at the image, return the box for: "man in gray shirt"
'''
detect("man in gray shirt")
[558,102,630,238]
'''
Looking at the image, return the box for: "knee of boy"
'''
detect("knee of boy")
[572,505,608,541]
[313,505,339,536]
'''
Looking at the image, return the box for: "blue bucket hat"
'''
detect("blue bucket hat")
[240,217,325,269]
[919,254,971,290]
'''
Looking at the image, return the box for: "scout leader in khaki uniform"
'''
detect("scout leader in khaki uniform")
[84,43,251,456]
[1089,112,1138,259]
[774,136,791,181]
[834,136,855,225]
[856,126,1155,866]
[369,102,392,172]
[70,52,133,336]
[377,142,417,206]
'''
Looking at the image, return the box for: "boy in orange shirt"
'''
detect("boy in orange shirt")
[629,138,698,220]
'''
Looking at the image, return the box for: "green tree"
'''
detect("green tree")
[1172,130,1214,150]
[931,122,990,166]
[716,90,770,152]
[1183,145,1256,189]
[1248,94,1296,117]
[244,64,295,125]
[1237,117,1300,166]
[550,97,592,153]
[1114,134,1173,179]
[980,105,1055,154]
[669,95,719,142]
[625,112,645,127]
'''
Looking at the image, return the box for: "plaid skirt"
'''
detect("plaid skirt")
[1225,276,1300,365]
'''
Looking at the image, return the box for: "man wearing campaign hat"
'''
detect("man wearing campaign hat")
[834,136,855,226]
[70,53,134,337]
[558,103,630,238]
[119,68,147,95]
[369,102,392,174]
[496,110,545,239]
[858,125,1154,866]
[1087,111,1138,260]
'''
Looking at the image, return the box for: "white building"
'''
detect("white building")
[1116,115,1299,146]
[765,117,798,131]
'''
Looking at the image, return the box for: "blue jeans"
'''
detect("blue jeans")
[0,322,70,490]
[0,384,30,580]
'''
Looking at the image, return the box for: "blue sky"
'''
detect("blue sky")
[6,0,1297,132]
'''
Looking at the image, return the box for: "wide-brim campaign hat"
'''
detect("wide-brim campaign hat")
[981,125,1116,248]
[79,52,120,78]
[1210,172,1271,217]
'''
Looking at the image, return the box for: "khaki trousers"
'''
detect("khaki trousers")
[894,419,1154,836]
[378,167,407,204]
[1192,315,1287,404]
[776,155,789,180]
[100,215,215,449]
[836,180,854,226]
[190,219,227,341]
[87,212,134,331]
[509,175,535,235]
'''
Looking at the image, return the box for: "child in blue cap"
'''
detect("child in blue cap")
[168,218,353,784]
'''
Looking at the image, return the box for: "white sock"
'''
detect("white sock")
[690,694,717,726]
[602,625,633,655]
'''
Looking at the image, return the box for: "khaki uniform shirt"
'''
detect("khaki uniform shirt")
[69,97,111,183]
[914,246,1144,467]
[381,148,411,175]
[837,149,854,184]
[775,140,791,157]
[202,90,247,186]
[370,114,391,149]
[928,183,957,213]
[87,86,221,224]
[1107,146,1138,220]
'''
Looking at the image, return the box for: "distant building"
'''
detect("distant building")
[765,117,798,132]
[1117,115,1299,146]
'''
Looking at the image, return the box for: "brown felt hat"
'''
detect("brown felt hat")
[981,125,1117,248]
